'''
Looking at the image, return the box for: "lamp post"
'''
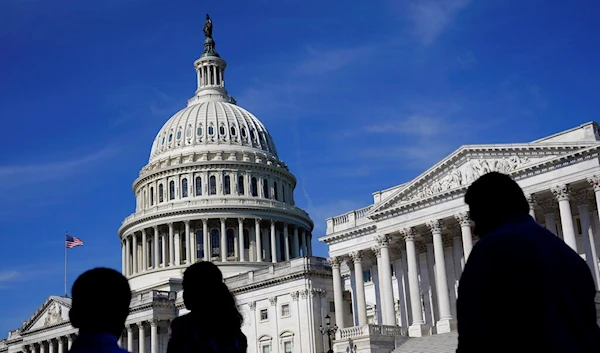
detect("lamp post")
[319,314,338,353]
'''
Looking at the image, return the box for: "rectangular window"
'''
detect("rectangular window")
[329,301,335,313]
[363,270,372,282]
[391,263,396,277]
[575,216,582,235]
[284,341,292,353]
[260,309,268,321]
[262,345,270,353]
[281,304,290,317]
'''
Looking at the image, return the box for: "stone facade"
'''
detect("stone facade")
[320,122,600,353]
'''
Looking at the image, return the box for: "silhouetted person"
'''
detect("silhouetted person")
[456,172,600,353]
[167,261,247,353]
[69,268,131,353]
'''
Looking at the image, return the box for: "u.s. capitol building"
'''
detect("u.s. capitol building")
[0,19,334,353]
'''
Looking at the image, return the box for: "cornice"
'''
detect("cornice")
[319,224,377,245]
[228,270,333,295]
[369,144,600,220]
[119,204,314,237]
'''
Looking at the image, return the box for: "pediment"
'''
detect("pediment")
[367,143,599,217]
[21,296,71,333]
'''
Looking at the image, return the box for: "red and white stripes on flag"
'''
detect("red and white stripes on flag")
[65,234,84,248]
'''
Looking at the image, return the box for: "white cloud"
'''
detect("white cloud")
[0,146,116,183]
[407,0,470,45]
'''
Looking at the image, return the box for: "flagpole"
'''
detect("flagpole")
[64,231,68,297]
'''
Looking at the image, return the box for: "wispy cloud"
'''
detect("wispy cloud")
[407,0,470,45]
[0,267,60,290]
[0,146,116,184]
[0,271,19,289]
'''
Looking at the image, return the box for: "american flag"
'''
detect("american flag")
[66,234,84,248]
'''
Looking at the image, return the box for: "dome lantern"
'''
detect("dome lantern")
[188,14,236,106]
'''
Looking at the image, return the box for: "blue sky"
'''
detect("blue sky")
[0,0,598,334]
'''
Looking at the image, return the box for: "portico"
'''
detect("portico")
[320,122,600,352]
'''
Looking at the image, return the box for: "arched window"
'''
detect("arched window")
[238,175,245,195]
[224,175,231,195]
[251,177,258,197]
[208,126,214,136]
[273,181,278,201]
[150,186,154,205]
[219,126,226,136]
[263,179,269,199]
[196,230,204,259]
[211,229,220,258]
[181,178,188,198]
[230,126,236,136]
[195,177,202,196]
[209,176,217,195]
[282,184,286,203]
[143,190,147,208]
[158,184,164,203]
[279,232,286,261]
[226,229,235,258]
[169,181,175,200]
[243,229,250,249]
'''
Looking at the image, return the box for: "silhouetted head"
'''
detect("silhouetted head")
[182,261,242,331]
[206,14,210,20]
[464,172,529,237]
[69,268,131,337]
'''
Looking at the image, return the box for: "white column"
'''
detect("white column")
[255,219,262,261]
[185,221,191,264]
[57,339,64,353]
[283,223,290,261]
[141,229,147,271]
[220,218,227,261]
[161,234,167,266]
[328,257,345,328]
[301,230,308,256]
[132,233,138,274]
[40,342,45,353]
[427,220,455,333]
[121,241,126,275]
[402,228,428,337]
[292,226,300,258]
[349,251,368,326]
[168,223,175,266]
[552,184,578,251]
[48,340,54,353]
[376,235,397,326]
[126,325,133,352]
[190,225,197,263]
[153,226,159,269]
[270,221,277,263]
[526,194,537,221]
[138,323,145,353]
[238,218,245,262]
[67,336,73,350]
[372,246,387,324]
[125,236,131,276]
[577,202,600,289]
[150,320,158,353]
[202,219,209,261]
[455,212,473,261]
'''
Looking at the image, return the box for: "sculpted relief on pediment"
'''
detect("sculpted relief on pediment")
[408,155,531,201]
[24,300,69,332]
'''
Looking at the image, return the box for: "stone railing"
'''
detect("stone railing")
[122,198,311,226]
[326,205,373,233]
[337,324,403,340]
[130,290,177,307]
[225,257,330,288]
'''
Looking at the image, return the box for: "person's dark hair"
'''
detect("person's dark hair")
[182,261,242,331]
[69,267,131,337]
[464,171,529,236]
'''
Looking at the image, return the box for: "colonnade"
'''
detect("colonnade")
[330,179,600,336]
[121,218,313,276]
[118,320,160,353]
[22,334,74,353]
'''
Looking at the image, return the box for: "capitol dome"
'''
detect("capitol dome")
[149,101,278,164]
[118,19,314,292]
